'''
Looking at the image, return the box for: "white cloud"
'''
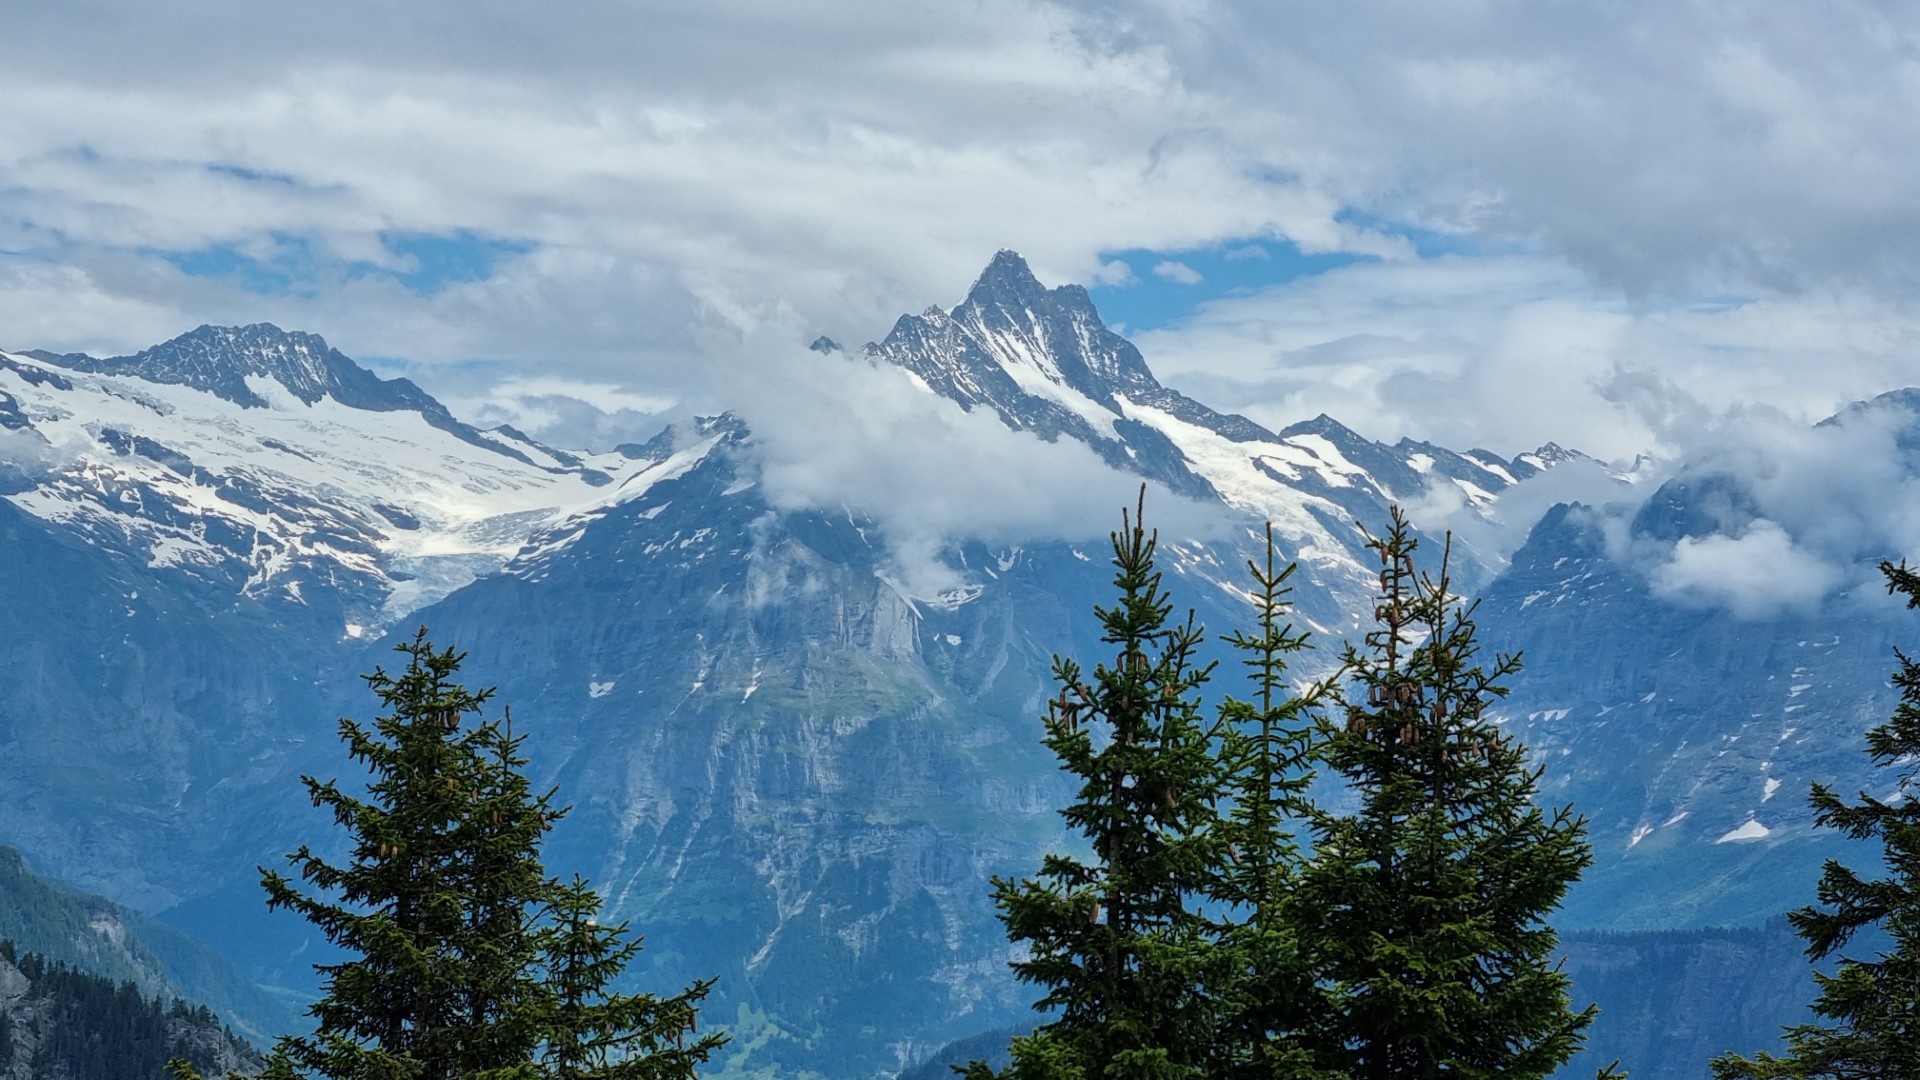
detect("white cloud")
[1571,383,1920,617]
[1090,259,1137,286]
[697,306,1222,594]
[0,0,1918,478]
[438,376,680,450]
[1134,253,1920,464]
[1152,260,1204,285]
[0,422,86,478]
[1651,520,1842,619]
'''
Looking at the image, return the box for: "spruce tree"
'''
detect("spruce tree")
[540,876,725,1078]
[260,630,556,1079]
[969,491,1227,1080]
[1207,525,1333,1079]
[1289,507,1602,1080]
[1712,559,1920,1080]
[175,629,722,1080]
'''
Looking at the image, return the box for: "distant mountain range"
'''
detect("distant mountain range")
[0,250,1911,1078]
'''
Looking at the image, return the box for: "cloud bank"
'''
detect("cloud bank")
[1595,386,1920,619]
[3,0,1919,468]
[699,309,1222,593]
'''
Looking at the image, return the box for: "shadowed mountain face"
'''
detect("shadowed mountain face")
[1480,390,1920,930]
[0,251,1902,1077]
[31,323,439,413]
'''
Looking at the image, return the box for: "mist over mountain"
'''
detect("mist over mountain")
[0,251,1912,1077]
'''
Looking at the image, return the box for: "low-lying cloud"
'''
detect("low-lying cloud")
[1651,520,1843,619]
[698,308,1222,594]
[1593,383,1920,619]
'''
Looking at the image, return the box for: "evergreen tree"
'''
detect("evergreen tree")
[1207,525,1334,1079]
[540,875,725,1078]
[1289,507,1602,1080]
[260,629,555,1079]
[1712,559,1920,1080]
[175,629,722,1080]
[969,490,1228,1080]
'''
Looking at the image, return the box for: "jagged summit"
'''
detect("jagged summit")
[964,248,1050,304]
[867,250,1162,426]
[22,323,588,471]
[28,323,446,416]
[856,250,1594,591]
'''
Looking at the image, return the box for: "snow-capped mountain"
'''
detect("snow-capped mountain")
[0,324,687,625]
[0,253,1740,1079]
[863,250,1592,610]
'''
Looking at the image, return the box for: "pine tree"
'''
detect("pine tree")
[1712,559,1920,1080]
[539,875,725,1079]
[173,629,723,1080]
[1289,507,1602,1080]
[969,490,1228,1080]
[259,629,555,1079]
[1207,525,1334,1079]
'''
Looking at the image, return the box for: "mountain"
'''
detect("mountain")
[292,254,1599,1076]
[0,251,1777,1079]
[0,942,258,1080]
[1480,390,1920,929]
[0,846,300,1043]
[865,250,1591,605]
[3,324,651,626]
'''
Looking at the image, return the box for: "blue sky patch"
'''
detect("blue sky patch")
[159,230,533,298]
[1087,240,1363,334]
[380,231,533,294]
[1086,225,1500,334]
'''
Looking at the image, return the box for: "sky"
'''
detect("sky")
[3,0,1920,472]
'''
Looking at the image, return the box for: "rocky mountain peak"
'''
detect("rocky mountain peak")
[962,248,1049,306]
[20,323,584,473]
[29,322,428,415]
[867,250,1162,424]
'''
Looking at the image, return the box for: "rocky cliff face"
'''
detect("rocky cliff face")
[378,422,1183,1076]
[1557,923,1820,1079]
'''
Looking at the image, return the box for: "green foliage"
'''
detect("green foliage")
[541,876,725,1079]
[1712,559,1920,1080]
[188,628,726,1080]
[971,491,1229,1079]
[978,500,1611,1079]
[0,941,251,1079]
[0,844,301,1038]
[1206,525,1334,1079]
[1289,507,1600,1079]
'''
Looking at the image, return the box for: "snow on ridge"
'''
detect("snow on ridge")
[504,433,725,577]
[0,349,659,622]
[964,316,1121,437]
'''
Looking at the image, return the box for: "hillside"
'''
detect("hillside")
[0,941,257,1080]
[0,847,302,1044]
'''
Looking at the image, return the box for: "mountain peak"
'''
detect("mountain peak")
[34,322,361,409]
[963,249,1048,308]
[24,324,581,472]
